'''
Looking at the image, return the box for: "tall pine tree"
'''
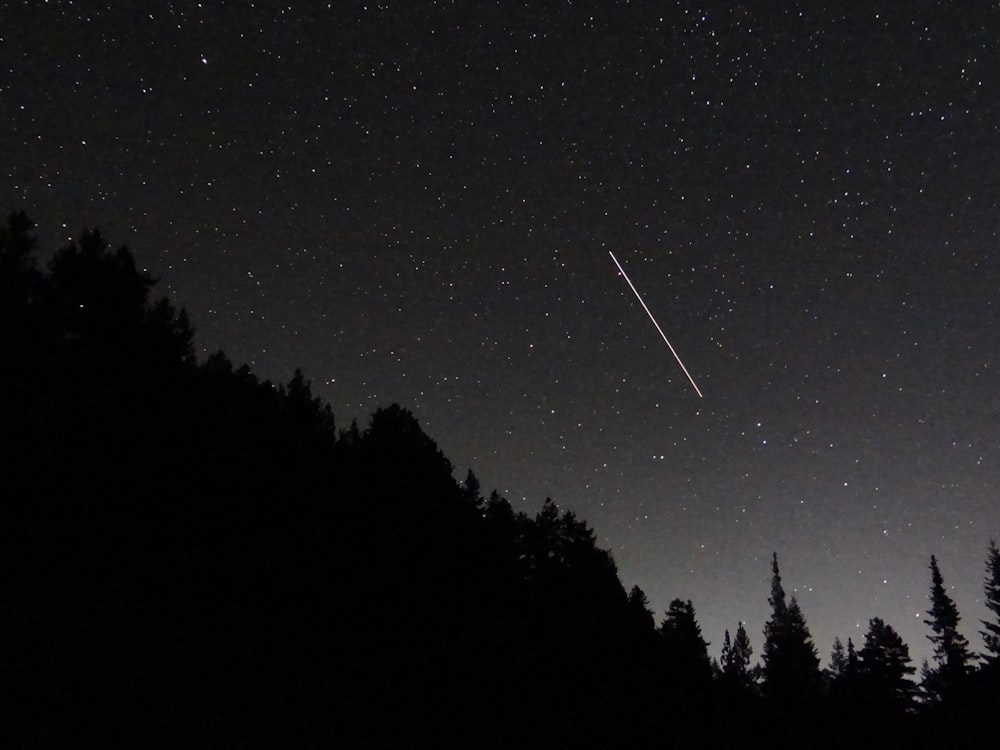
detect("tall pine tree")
[658,597,715,720]
[761,553,820,704]
[659,598,712,687]
[923,555,973,700]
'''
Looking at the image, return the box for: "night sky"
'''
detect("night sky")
[5,1,1000,667]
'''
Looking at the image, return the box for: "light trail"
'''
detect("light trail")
[609,251,704,398]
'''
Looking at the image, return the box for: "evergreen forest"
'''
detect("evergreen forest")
[3,211,1000,748]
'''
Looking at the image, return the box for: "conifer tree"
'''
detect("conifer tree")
[828,636,849,679]
[857,617,915,712]
[720,629,733,671]
[627,585,655,631]
[827,636,859,705]
[761,553,820,702]
[659,599,712,686]
[980,539,1000,665]
[923,555,973,699]
[720,622,755,690]
[462,469,483,507]
[732,622,754,679]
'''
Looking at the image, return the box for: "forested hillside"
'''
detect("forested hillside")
[3,212,1000,748]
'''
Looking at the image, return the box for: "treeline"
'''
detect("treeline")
[1,212,998,748]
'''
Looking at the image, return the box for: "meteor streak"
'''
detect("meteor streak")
[609,251,704,398]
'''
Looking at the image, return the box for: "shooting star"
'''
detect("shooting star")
[609,251,704,398]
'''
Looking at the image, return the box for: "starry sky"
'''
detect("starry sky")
[5,1,1000,667]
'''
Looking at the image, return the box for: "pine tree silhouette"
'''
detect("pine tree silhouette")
[659,599,712,687]
[980,540,1000,668]
[720,621,755,693]
[761,553,820,705]
[923,555,974,702]
[828,636,849,680]
[857,617,916,713]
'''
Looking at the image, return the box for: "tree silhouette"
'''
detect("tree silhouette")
[0,210,42,326]
[49,230,150,342]
[856,617,916,713]
[657,597,715,740]
[720,621,756,692]
[461,468,483,507]
[659,599,712,687]
[15,209,1000,747]
[828,636,849,680]
[1,212,48,467]
[923,555,974,701]
[720,630,733,671]
[761,553,820,705]
[627,585,655,631]
[0,210,37,266]
[826,635,860,714]
[980,540,1000,668]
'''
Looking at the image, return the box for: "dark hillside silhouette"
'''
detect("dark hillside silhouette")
[0,214,664,747]
[3,212,1000,748]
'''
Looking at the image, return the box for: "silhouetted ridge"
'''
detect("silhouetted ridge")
[0,214,653,748]
[3,212,1000,748]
